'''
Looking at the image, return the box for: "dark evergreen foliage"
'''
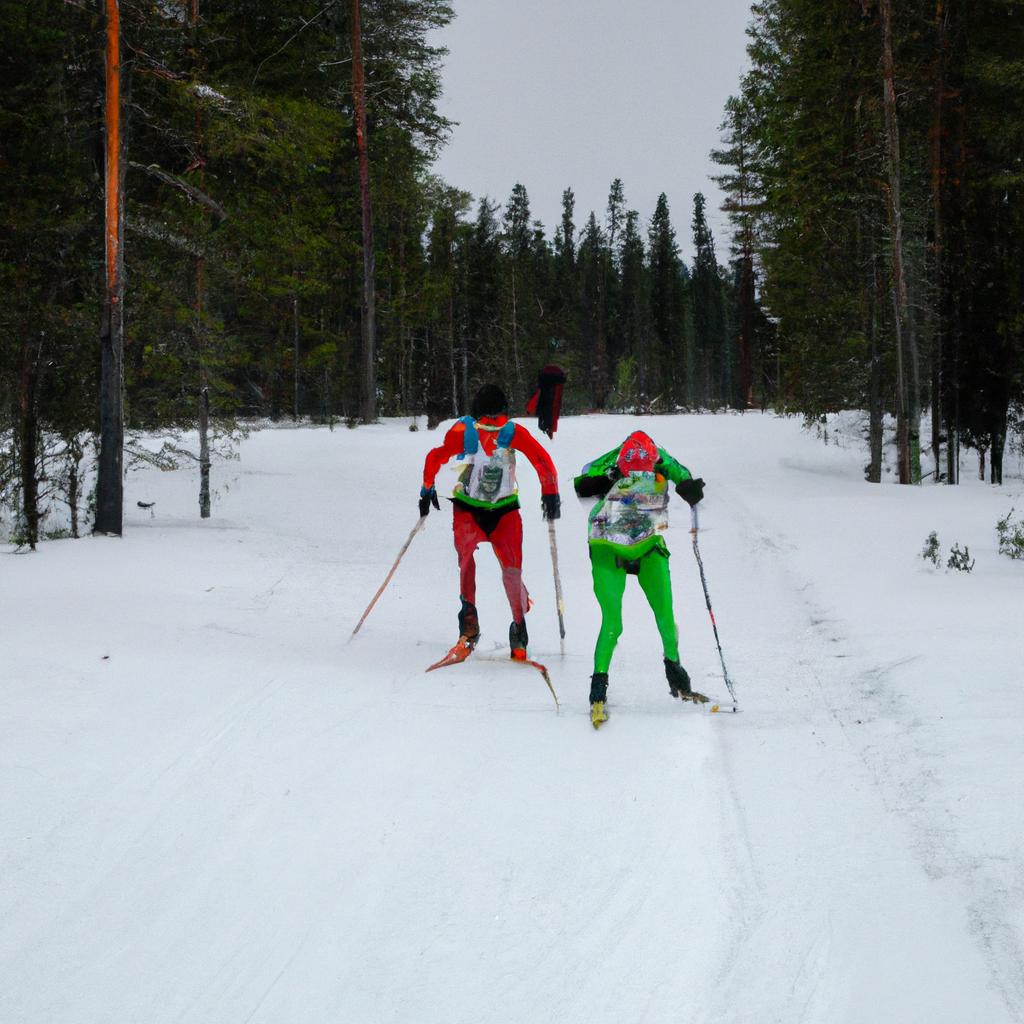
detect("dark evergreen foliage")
[712,0,1024,483]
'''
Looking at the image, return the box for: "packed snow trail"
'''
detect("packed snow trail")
[2,415,1022,1023]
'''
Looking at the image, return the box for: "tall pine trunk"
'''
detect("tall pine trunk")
[95,0,124,534]
[293,291,300,421]
[351,0,377,423]
[189,0,211,518]
[928,0,946,480]
[738,253,755,408]
[880,0,921,484]
[18,341,39,548]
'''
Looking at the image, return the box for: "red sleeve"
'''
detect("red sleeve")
[511,423,559,496]
[422,422,467,489]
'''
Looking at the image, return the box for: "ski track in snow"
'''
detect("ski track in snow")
[719,465,1024,1023]
[2,414,1022,1024]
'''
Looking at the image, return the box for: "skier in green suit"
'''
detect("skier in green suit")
[573,430,705,728]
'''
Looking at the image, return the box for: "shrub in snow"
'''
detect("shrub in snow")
[996,508,1024,560]
[947,543,975,573]
[922,531,941,567]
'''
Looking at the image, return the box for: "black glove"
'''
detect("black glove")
[542,493,561,521]
[419,487,440,517]
[675,477,705,507]
[574,474,614,498]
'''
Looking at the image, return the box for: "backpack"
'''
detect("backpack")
[588,470,669,550]
[453,417,518,506]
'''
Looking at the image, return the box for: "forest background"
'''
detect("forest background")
[1,0,1022,545]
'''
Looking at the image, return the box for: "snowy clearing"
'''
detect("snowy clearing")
[2,413,1023,1024]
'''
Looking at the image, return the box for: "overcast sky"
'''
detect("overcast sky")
[430,0,753,263]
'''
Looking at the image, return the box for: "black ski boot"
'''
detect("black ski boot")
[590,672,609,729]
[665,659,709,704]
[664,659,692,698]
[458,599,480,643]
[509,619,529,660]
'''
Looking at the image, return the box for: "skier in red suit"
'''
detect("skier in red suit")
[420,384,560,660]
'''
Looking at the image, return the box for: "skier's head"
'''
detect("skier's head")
[470,384,508,420]
[616,430,658,475]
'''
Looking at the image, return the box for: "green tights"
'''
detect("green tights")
[590,542,679,673]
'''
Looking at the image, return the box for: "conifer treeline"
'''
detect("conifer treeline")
[712,0,1024,483]
[1,1,749,542]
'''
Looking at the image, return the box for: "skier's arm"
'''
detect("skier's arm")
[656,447,704,506]
[422,422,466,490]
[511,424,559,496]
[573,446,621,497]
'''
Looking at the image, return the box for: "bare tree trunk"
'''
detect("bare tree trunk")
[293,291,300,421]
[68,434,82,539]
[880,0,921,484]
[96,0,124,535]
[18,341,39,548]
[196,254,211,518]
[738,252,755,408]
[866,258,885,483]
[187,0,211,518]
[351,0,377,423]
[929,0,945,480]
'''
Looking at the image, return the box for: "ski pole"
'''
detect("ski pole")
[350,516,426,638]
[547,519,566,651]
[690,505,738,711]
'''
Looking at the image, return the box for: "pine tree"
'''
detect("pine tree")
[648,194,685,408]
[711,94,762,408]
[578,212,610,409]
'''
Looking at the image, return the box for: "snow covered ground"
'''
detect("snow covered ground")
[2,413,1023,1024]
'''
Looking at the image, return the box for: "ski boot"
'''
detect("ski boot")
[590,672,609,729]
[509,619,529,661]
[459,599,480,641]
[665,659,708,704]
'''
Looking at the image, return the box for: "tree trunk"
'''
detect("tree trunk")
[351,0,377,423]
[196,253,211,518]
[866,260,884,483]
[991,431,1004,485]
[293,291,300,421]
[738,252,755,408]
[880,0,920,484]
[189,0,211,519]
[929,0,946,481]
[18,341,39,549]
[95,0,124,535]
[68,434,82,539]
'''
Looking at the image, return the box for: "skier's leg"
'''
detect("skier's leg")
[453,505,485,637]
[591,544,627,673]
[636,546,696,697]
[636,545,679,662]
[489,509,530,625]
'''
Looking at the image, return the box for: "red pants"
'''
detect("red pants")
[453,505,530,622]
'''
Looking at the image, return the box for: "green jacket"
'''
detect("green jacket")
[574,445,694,557]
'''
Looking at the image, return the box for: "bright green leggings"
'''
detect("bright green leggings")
[590,542,679,673]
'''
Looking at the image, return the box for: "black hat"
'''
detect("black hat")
[470,384,508,419]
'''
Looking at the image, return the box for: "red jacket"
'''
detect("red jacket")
[422,415,559,499]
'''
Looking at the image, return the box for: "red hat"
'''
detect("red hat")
[616,431,658,475]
